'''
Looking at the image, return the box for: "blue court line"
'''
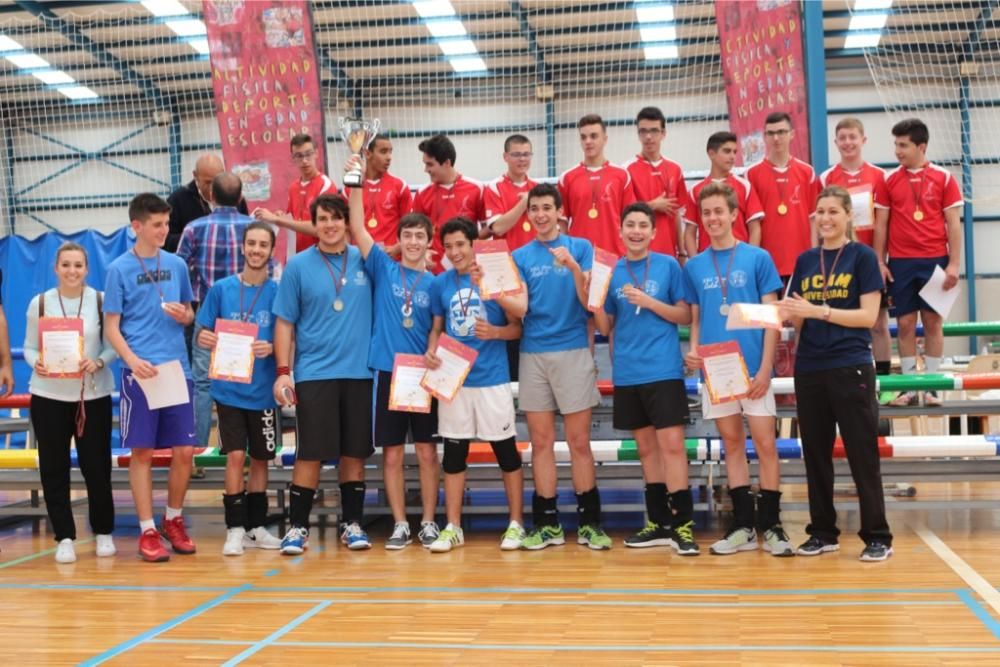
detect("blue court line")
[78,583,251,666]
[263,569,281,577]
[220,601,332,666]
[0,537,94,569]
[957,590,1000,641]
[0,583,232,592]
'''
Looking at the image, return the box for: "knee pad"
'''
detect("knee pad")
[441,438,470,474]
[490,437,522,472]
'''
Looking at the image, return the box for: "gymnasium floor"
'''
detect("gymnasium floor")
[1,484,999,665]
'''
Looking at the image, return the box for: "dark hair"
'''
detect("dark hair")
[698,182,739,213]
[418,134,457,167]
[892,118,929,146]
[816,185,855,240]
[527,182,561,209]
[211,172,242,207]
[578,114,606,131]
[765,111,793,127]
[129,192,171,222]
[621,201,656,227]
[439,216,477,244]
[706,131,738,153]
[310,194,348,225]
[398,212,434,240]
[290,133,313,150]
[636,106,666,129]
[243,220,276,246]
[367,134,391,152]
[504,133,531,153]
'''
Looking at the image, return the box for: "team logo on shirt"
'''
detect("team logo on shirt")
[353,270,368,286]
[615,280,659,300]
[392,284,430,308]
[729,270,748,288]
[448,287,482,337]
[799,272,853,301]
[528,264,568,279]
[136,270,171,285]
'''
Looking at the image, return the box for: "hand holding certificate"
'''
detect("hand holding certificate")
[699,340,751,405]
[473,239,523,300]
[421,334,478,403]
[209,319,258,384]
[38,317,84,378]
[725,303,783,330]
[587,247,617,312]
[389,354,432,413]
[918,264,960,318]
[135,359,190,409]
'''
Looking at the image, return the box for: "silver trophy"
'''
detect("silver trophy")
[339,116,381,187]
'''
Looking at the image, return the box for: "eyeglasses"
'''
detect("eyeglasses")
[637,128,663,137]
[765,129,790,137]
[507,151,533,159]
[291,149,316,161]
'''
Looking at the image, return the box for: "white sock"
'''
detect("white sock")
[165,506,182,521]
[900,356,917,374]
[139,519,155,533]
[925,356,942,374]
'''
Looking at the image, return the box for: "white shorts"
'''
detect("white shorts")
[438,384,517,441]
[700,385,777,420]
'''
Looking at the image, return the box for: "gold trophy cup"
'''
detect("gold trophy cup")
[339,116,381,187]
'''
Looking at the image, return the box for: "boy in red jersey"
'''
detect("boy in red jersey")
[879,118,963,407]
[344,134,413,258]
[482,134,538,252]
[559,114,635,256]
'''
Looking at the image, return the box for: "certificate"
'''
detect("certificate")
[918,264,960,318]
[38,317,84,378]
[848,185,874,232]
[135,360,190,410]
[209,319,258,384]
[389,354,433,413]
[420,334,479,403]
[587,247,618,312]
[726,303,783,331]
[474,239,523,299]
[699,340,751,405]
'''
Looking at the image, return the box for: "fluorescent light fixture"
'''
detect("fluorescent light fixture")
[165,18,207,37]
[448,55,487,73]
[5,53,50,69]
[141,0,189,18]
[636,3,674,24]
[844,32,883,49]
[426,19,466,38]
[644,44,679,60]
[855,0,893,10]
[412,0,455,18]
[437,38,477,56]
[640,24,677,42]
[0,35,24,53]
[57,85,100,100]
[848,13,888,31]
[33,70,75,85]
[188,38,210,55]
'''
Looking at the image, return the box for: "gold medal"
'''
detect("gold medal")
[522,221,531,232]
[333,299,344,312]
[367,217,378,228]
[402,317,414,329]
[588,207,599,219]
[913,209,924,221]
[777,203,788,215]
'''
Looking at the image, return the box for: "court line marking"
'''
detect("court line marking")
[78,583,252,667]
[220,601,332,666]
[0,537,94,569]
[0,583,232,592]
[956,590,1000,641]
[913,524,1000,620]
[224,596,961,608]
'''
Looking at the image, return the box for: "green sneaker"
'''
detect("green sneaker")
[878,390,897,406]
[624,521,672,548]
[520,524,565,550]
[667,520,700,556]
[428,523,464,553]
[500,521,526,550]
[577,524,612,550]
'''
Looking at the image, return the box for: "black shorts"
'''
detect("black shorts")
[217,402,279,460]
[613,379,689,431]
[295,379,374,461]
[887,256,948,317]
[373,370,439,447]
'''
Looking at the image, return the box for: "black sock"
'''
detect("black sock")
[643,483,669,527]
[246,492,268,530]
[669,488,693,528]
[757,489,782,532]
[532,493,559,527]
[223,492,247,529]
[875,360,891,376]
[576,486,601,527]
[340,481,366,526]
[729,485,755,530]
[289,484,315,530]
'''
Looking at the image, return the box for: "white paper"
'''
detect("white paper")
[41,330,82,374]
[422,345,472,402]
[587,260,614,310]
[135,359,190,410]
[477,251,522,296]
[726,303,783,330]
[391,364,432,411]
[211,330,255,380]
[702,352,751,404]
[918,265,960,318]
[850,189,873,230]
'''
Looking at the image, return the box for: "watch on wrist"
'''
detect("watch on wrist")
[95,359,105,370]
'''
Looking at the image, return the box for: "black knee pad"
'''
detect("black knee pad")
[441,438,470,474]
[490,437,522,472]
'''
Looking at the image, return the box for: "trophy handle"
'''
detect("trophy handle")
[368,119,382,147]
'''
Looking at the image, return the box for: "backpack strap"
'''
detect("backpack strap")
[97,290,104,340]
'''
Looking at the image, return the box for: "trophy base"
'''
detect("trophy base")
[343,171,363,188]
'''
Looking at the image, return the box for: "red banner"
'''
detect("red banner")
[203,0,327,264]
[715,0,810,166]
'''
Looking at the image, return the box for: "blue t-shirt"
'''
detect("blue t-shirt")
[365,245,434,373]
[195,275,278,411]
[513,235,593,353]
[272,246,373,382]
[104,249,193,376]
[604,252,686,386]
[789,242,884,373]
[683,243,783,376]
[430,270,509,388]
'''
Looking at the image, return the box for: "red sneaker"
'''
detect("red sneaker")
[139,528,170,562]
[161,515,197,554]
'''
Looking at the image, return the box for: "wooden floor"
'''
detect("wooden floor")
[1,483,1000,665]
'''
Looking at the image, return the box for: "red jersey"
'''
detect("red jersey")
[746,157,821,276]
[344,172,413,247]
[412,175,484,273]
[287,173,337,254]
[819,162,889,248]
[884,162,963,259]
[558,161,635,256]
[484,174,538,251]
[624,155,693,257]
[688,173,764,252]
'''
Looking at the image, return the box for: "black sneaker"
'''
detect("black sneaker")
[624,521,672,548]
[796,536,840,556]
[667,520,700,556]
[859,542,893,562]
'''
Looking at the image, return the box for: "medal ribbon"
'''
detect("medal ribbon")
[906,167,928,217]
[317,246,348,303]
[238,274,265,323]
[399,264,426,315]
[709,242,739,305]
[57,289,87,438]
[820,242,849,304]
[587,165,605,212]
[624,254,651,297]
[132,248,165,302]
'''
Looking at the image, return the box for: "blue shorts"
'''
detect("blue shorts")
[887,256,948,317]
[120,368,198,449]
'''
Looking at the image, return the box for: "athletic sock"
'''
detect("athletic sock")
[532,493,559,528]
[875,360,891,376]
[900,356,917,375]
[223,492,247,529]
[246,492,268,530]
[165,506,182,521]
[576,486,601,527]
[925,356,942,374]
[729,485,754,529]
[289,484,316,530]
[139,519,155,533]
[668,488,694,528]
[339,481,366,526]
[643,483,669,527]
[756,489,783,532]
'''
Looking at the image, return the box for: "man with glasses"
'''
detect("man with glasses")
[625,107,693,262]
[253,133,336,258]
[482,134,538,252]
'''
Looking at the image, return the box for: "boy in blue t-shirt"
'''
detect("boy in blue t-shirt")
[592,202,697,555]
[195,222,282,556]
[424,218,527,552]
[683,183,791,557]
[104,193,197,563]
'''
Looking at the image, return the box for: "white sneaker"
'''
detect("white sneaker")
[223,527,246,556]
[243,526,282,550]
[500,520,526,550]
[428,523,464,553]
[95,534,116,558]
[55,538,76,564]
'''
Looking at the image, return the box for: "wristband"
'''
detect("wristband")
[95,359,105,370]
[276,365,291,377]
